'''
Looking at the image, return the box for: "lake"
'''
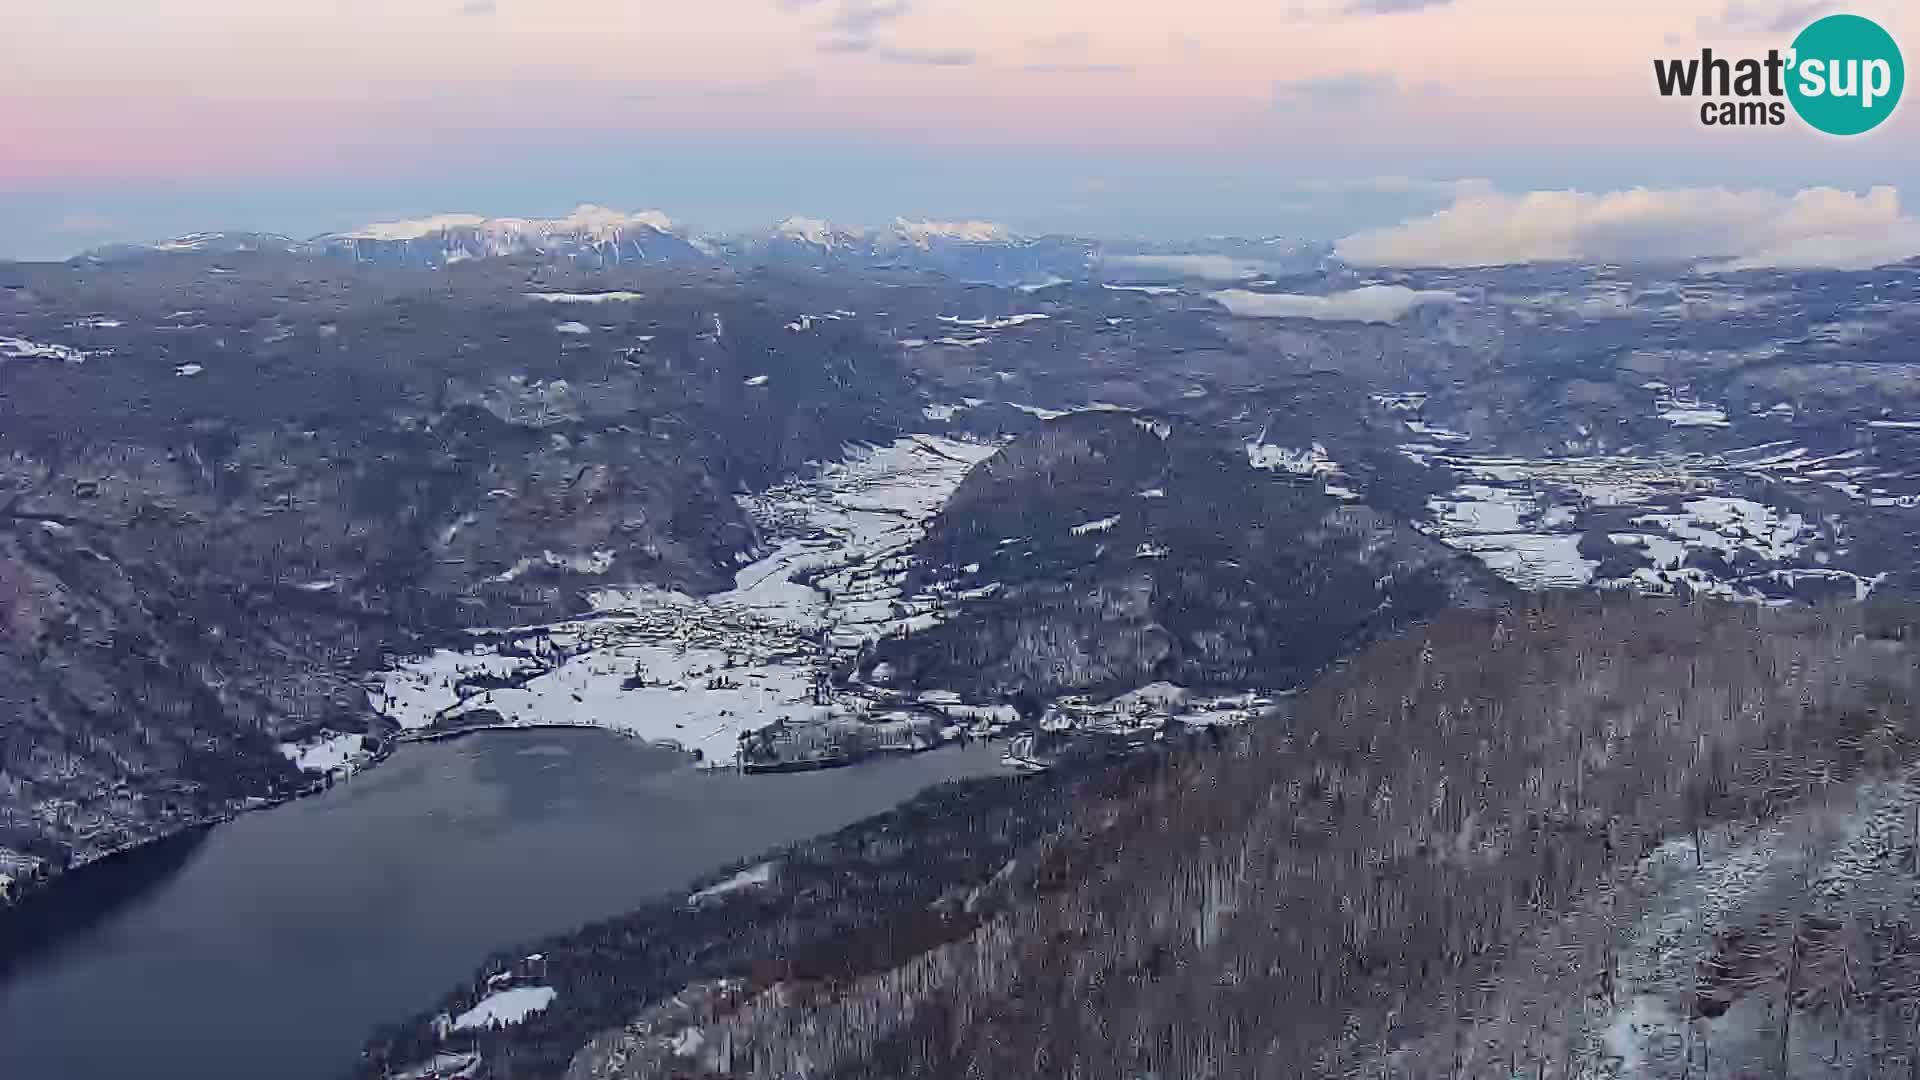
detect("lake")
[0,730,1009,1080]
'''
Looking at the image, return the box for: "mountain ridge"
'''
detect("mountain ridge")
[72,209,1326,287]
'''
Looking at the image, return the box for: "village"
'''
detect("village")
[248,435,1289,788]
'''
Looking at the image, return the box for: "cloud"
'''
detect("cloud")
[1024,61,1134,74]
[1668,1,1903,45]
[1031,31,1090,50]
[1335,186,1920,271]
[1104,254,1271,281]
[1273,72,1398,108]
[788,0,972,67]
[828,0,911,35]
[1343,0,1456,12]
[1692,1,1838,35]
[1211,285,1459,323]
[876,45,976,66]
[1277,0,1458,19]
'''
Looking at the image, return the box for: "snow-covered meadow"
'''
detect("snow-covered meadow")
[1406,440,1890,602]
[369,436,1002,765]
[453,986,557,1031]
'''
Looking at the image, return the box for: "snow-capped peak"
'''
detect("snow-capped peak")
[334,205,678,243]
[891,218,1014,247]
[153,232,230,252]
[338,213,490,242]
[775,216,858,249]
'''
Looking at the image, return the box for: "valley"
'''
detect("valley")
[4,216,1920,1079]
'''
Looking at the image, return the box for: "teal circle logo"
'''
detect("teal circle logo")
[1787,14,1904,135]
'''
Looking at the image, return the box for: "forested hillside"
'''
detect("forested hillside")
[863,411,1506,700]
[0,256,925,883]
[575,594,1920,1079]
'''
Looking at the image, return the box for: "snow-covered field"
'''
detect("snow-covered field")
[371,437,1002,765]
[278,732,372,777]
[937,313,1049,330]
[453,986,556,1031]
[1245,433,1361,501]
[1408,441,1890,602]
[524,291,644,303]
[687,861,777,906]
[370,431,1277,768]
[0,336,91,364]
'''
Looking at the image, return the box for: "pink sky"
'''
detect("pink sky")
[2,0,1917,258]
[6,0,1915,184]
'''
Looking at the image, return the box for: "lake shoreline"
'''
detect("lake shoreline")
[0,823,217,975]
[0,726,407,921]
[0,731,1020,1080]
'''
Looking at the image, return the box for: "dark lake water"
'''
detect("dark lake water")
[0,730,1009,1080]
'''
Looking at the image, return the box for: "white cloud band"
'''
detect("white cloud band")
[1210,285,1458,323]
[1104,254,1271,281]
[1335,186,1920,271]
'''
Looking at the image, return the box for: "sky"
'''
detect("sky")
[2,0,1918,259]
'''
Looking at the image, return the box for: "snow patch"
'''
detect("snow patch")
[453,986,556,1031]
[688,861,776,905]
[1017,276,1069,292]
[936,313,1049,330]
[491,549,617,582]
[278,732,368,776]
[1247,438,1342,479]
[893,218,1011,246]
[0,337,89,364]
[1008,403,1070,420]
[776,216,854,248]
[525,291,644,303]
[1212,285,1457,323]
[1654,389,1730,428]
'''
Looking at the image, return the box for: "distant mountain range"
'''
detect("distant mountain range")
[78,205,1328,287]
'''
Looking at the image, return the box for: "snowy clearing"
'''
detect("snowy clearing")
[0,337,89,364]
[525,291,644,303]
[688,862,777,905]
[453,986,557,1031]
[278,732,368,776]
[936,313,1050,330]
[371,437,1002,765]
[1409,444,1874,603]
